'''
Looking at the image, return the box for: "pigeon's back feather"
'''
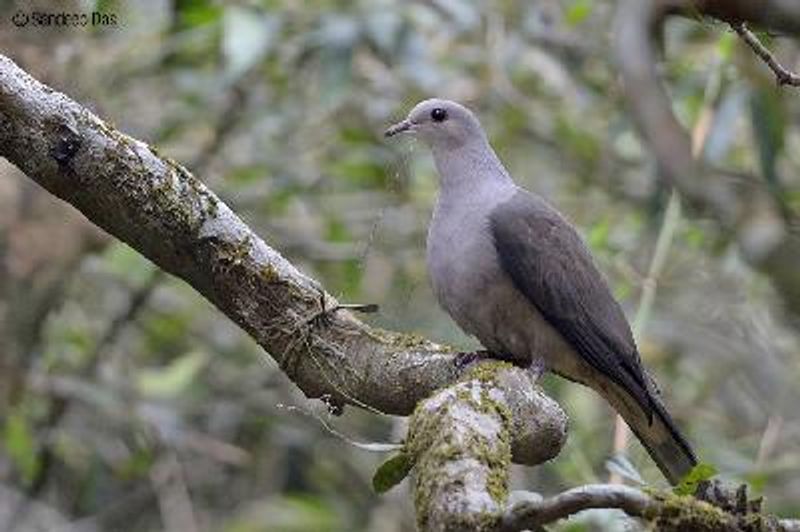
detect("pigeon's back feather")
[489,189,697,483]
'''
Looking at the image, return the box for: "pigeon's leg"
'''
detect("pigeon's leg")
[527,357,548,383]
[453,349,491,369]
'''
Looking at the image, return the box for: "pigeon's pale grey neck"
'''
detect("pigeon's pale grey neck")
[430,135,513,193]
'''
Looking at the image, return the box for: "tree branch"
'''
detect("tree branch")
[662,0,800,36]
[500,482,800,531]
[732,23,800,87]
[501,484,653,531]
[407,363,567,531]
[0,53,558,469]
[614,0,800,319]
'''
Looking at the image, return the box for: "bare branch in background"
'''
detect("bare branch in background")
[662,0,800,35]
[733,23,800,87]
[614,0,800,319]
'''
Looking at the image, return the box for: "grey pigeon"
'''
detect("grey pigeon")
[385,99,697,484]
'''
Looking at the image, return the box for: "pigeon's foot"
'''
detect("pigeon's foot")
[453,350,491,369]
[526,357,548,382]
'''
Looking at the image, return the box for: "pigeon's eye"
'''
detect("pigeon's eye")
[430,108,448,122]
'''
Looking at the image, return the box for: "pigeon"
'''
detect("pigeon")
[385,98,697,484]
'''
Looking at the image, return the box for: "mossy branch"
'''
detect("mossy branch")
[0,52,456,418]
[406,362,566,531]
[501,481,800,531]
[0,52,554,469]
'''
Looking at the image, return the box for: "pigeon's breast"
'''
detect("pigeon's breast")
[426,201,499,332]
[426,186,577,367]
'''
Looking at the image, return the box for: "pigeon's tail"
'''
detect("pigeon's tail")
[637,396,698,485]
[596,373,697,485]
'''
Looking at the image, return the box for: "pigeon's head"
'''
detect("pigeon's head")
[385,99,484,150]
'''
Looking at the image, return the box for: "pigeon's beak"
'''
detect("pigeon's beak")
[384,119,413,138]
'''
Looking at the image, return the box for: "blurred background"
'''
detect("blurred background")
[0,0,799,530]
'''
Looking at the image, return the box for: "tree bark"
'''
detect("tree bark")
[615,0,800,319]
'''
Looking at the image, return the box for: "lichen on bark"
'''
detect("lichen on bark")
[407,362,517,531]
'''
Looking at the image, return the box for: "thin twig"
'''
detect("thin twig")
[150,452,199,532]
[501,484,653,531]
[500,482,800,531]
[733,23,800,87]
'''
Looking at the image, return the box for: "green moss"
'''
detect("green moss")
[259,264,280,283]
[162,157,220,220]
[412,437,462,530]
[77,114,217,227]
[407,379,512,530]
[636,486,785,531]
[365,327,448,351]
[644,491,731,531]
[408,397,454,529]
[474,433,510,506]
[476,389,512,505]
[149,171,197,232]
[213,236,253,270]
[463,360,514,384]
[741,513,774,531]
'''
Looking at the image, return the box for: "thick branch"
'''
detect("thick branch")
[407,363,567,531]
[0,53,557,466]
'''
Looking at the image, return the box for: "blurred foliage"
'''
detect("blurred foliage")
[673,463,718,497]
[0,0,799,531]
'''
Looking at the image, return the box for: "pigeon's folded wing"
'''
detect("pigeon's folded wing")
[489,189,652,416]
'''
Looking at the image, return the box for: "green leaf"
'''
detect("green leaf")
[4,412,39,484]
[137,351,209,398]
[750,88,785,186]
[673,463,718,496]
[176,0,222,30]
[566,0,593,26]
[372,452,412,494]
[587,219,610,252]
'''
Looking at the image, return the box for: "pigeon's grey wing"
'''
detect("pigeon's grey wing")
[489,190,651,412]
[489,190,697,484]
